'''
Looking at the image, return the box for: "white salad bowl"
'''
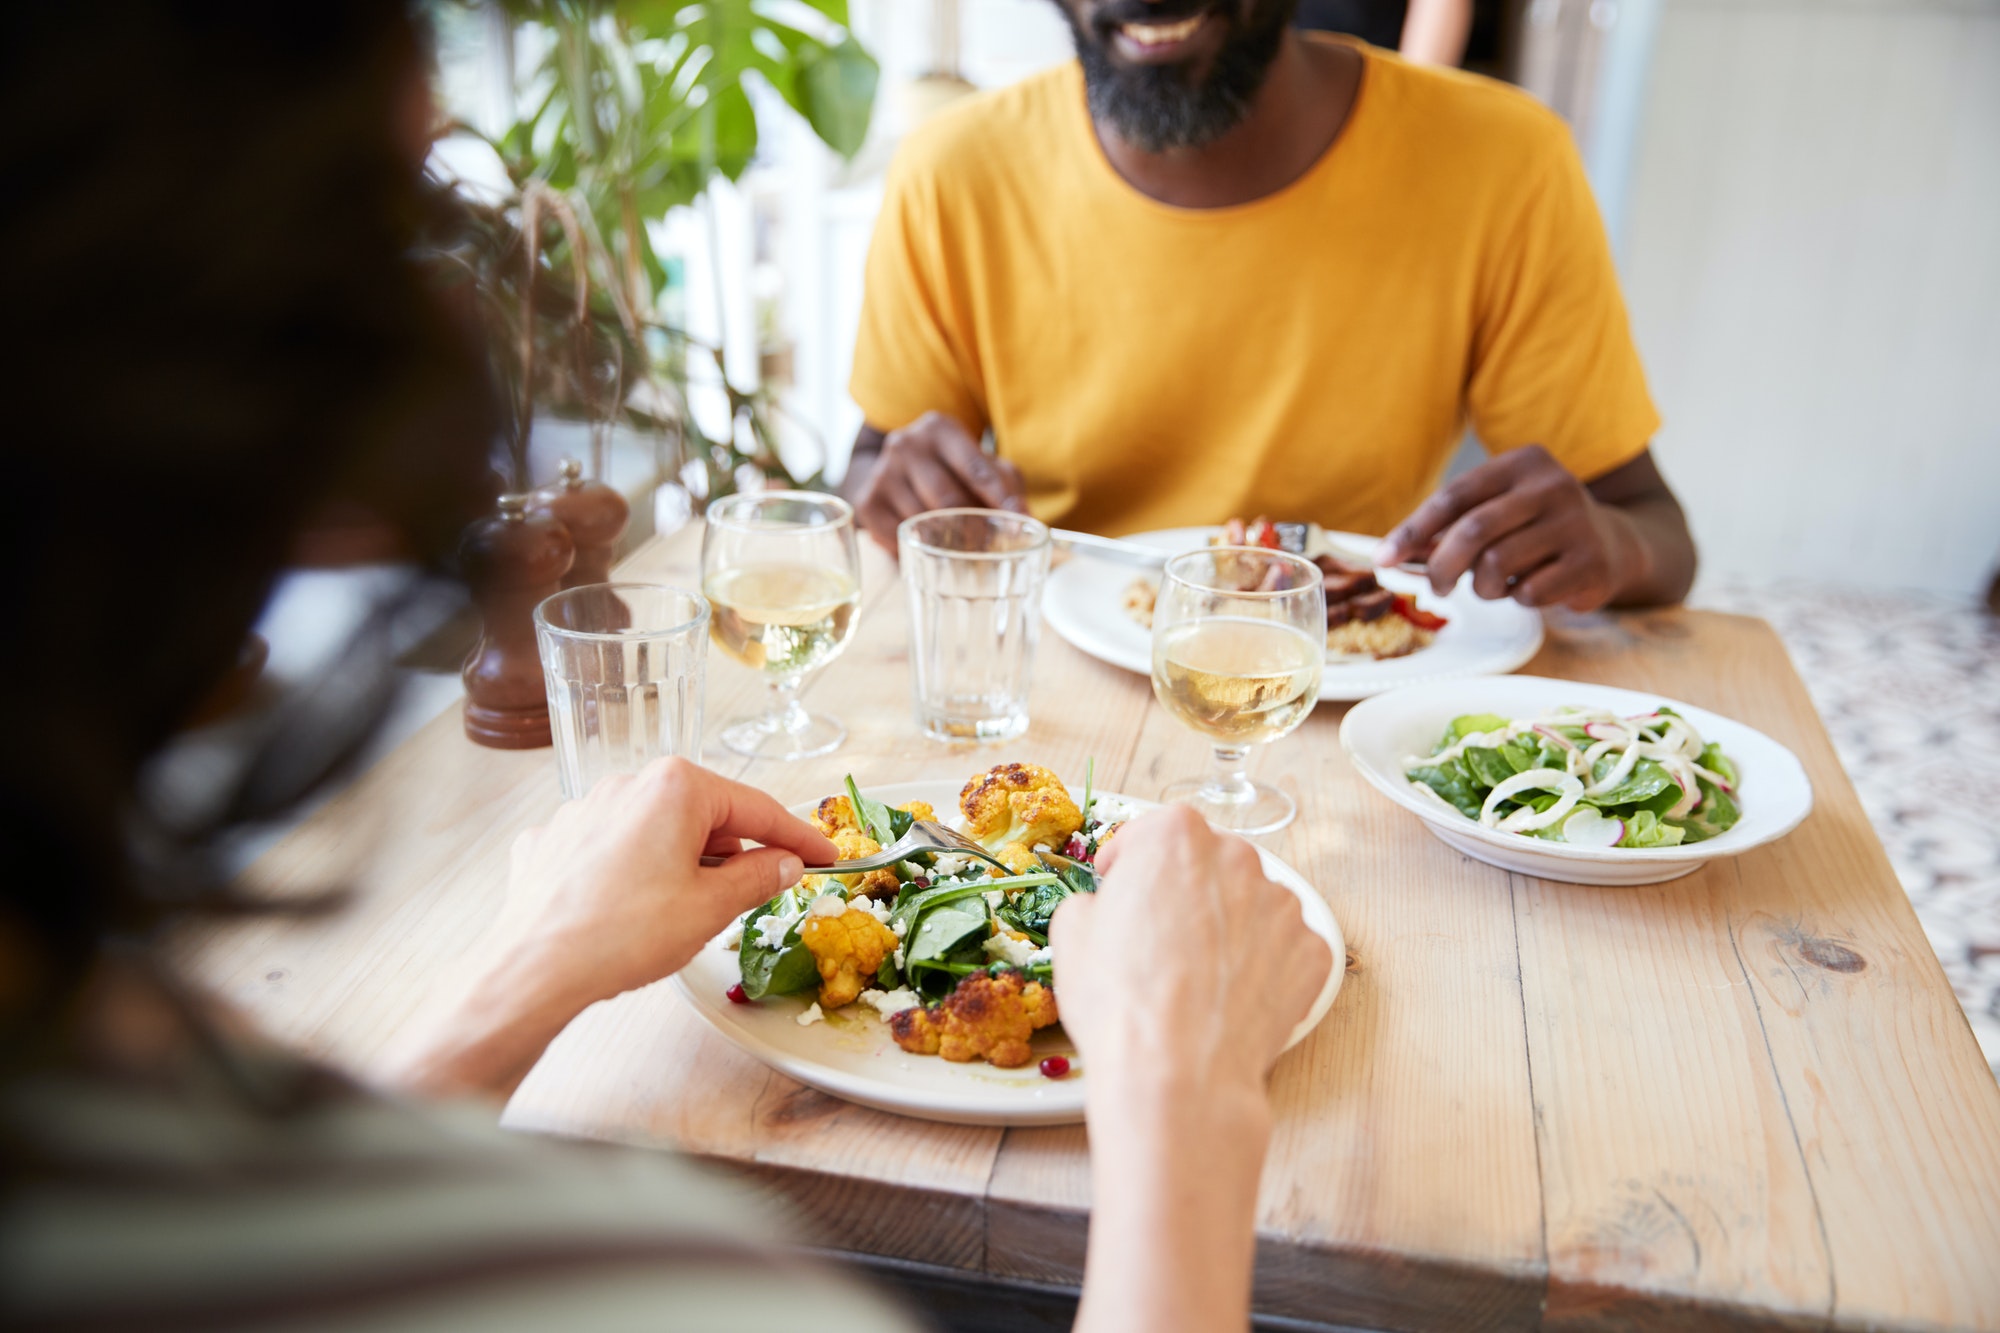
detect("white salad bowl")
[1339,675,1814,886]
[673,781,1345,1126]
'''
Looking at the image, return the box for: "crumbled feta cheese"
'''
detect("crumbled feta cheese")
[983,890,1004,909]
[753,909,803,950]
[796,1002,825,1027]
[862,898,892,924]
[983,933,1039,967]
[890,917,909,939]
[1032,842,1052,854]
[808,892,847,919]
[1027,946,1052,967]
[893,947,906,970]
[930,853,974,875]
[718,918,744,951]
[857,987,921,1019]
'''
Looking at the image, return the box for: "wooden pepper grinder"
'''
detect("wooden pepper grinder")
[461,493,574,749]
[533,456,629,589]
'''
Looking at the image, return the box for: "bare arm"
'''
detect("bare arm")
[1378,445,1697,611]
[1399,0,1473,66]
[382,760,837,1101]
[1055,808,1332,1333]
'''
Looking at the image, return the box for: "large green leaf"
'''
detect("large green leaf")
[796,36,877,158]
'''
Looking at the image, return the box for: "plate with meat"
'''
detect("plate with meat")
[672,763,1345,1125]
[1044,521,1545,702]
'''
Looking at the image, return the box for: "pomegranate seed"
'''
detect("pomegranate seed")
[725,983,750,1005]
[1064,835,1087,858]
[1039,1056,1071,1080]
[911,876,931,889]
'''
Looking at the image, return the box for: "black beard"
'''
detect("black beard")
[1061,0,1297,153]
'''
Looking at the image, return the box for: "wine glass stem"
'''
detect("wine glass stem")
[1204,745,1257,807]
[768,675,811,735]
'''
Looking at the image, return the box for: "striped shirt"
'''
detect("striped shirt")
[3,1031,920,1331]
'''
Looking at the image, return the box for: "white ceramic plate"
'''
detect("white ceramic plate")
[1043,526,1545,702]
[1340,676,1814,886]
[673,781,1344,1125]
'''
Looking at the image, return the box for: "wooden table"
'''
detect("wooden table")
[174,524,2000,1333]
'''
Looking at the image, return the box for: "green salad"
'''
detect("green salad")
[1404,706,1741,849]
[733,766,1121,1007]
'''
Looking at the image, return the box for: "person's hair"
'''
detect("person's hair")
[1059,0,1298,152]
[0,1,497,1045]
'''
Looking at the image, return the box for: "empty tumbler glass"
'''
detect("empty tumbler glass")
[899,509,1051,743]
[535,583,708,798]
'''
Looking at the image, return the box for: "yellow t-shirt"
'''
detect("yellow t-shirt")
[849,40,1660,537]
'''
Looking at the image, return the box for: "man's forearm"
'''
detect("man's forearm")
[1603,493,1697,607]
[1076,1067,1273,1333]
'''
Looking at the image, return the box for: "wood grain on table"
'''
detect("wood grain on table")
[172,524,2000,1333]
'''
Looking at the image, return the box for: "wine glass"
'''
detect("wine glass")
[701,491,861,760]
[1150,546,1326,834]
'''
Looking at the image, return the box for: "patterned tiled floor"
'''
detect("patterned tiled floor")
[1694,582,2000,1079]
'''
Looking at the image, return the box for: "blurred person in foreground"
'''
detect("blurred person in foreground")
[844,0,1696,613]
[0,4,1330,1330]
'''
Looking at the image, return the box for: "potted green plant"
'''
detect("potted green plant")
[431,0,879,503]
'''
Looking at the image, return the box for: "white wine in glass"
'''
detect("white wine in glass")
[701,492,861,760]
[706,565,860,677]
[1151,548,1326,834]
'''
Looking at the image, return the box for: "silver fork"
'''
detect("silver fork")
[697,818,1009,874]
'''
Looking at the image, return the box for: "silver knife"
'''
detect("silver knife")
[1050,529,1171,569]
[1053,525,1427,576]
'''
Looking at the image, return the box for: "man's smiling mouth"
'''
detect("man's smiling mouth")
[1119,13,1208,46]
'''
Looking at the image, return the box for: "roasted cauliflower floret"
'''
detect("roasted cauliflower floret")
[802,827,899,899]
[959,763,1083,850]
[802,906,898,1010]
[811,795,860,836]
[992,840,1044,877]
[898,799,936,824]
[889,970,1060,1068]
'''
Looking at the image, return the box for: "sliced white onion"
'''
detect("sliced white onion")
[1582,743,1642,796]
[1481,769,1585,831]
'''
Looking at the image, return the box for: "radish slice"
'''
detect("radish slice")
[1560,807,1625,847]
[1533,724,1578,751]
[1480,769,1585,831]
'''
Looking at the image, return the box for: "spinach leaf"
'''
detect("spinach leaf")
[876,956,899,989]
[843,775,913,846]
[890,872,1057,938]
[1619,810,1687,848]
[738,897,818,1000]
[1698,742,1739,788]
[906,899,990,970]
[998,882,1070,942]
[1584,757,1677,809]
[1463,744,1517,790]
[1448,713,1509,742]
[1671,779,1741,843]
[1407,757,1484,820]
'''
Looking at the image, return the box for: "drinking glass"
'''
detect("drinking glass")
[1150,547,1326,834]
[535,583,709,799]
[701,491,862,760]
[899,509,1051,743]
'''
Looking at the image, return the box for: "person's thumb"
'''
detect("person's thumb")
[703,848,806,913]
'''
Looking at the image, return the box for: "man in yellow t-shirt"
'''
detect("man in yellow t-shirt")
[842,0,1695,611]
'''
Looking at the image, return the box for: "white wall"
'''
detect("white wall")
[1621,0,2000,599]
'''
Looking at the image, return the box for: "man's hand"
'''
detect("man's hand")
[849,413,1027,553]
[1377,445,1695,612]
[385,758,838,1099]
[1052,805,1330,1090]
